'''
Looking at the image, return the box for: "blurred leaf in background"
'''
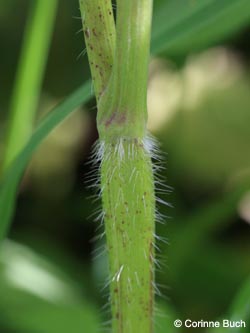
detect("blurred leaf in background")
[0,240,100,333]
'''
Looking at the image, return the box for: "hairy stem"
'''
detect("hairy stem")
[98,1,154,332]
[99,137,155,333]
[80,1,154,332]
[2,0,58,173]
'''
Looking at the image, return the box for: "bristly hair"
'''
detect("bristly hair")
[86,133,172,331]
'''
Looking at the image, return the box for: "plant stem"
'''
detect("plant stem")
[99,1,154,332]
[2,0,58,173]
[97,0,153,140]
[99,137,155,333]
[79,0,116,101]
[80,1,154,332]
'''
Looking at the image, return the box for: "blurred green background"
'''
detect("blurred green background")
[0,0,250,332]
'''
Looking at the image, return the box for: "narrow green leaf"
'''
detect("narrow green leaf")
[152,0,250,55]
[2,0,58,172]
[0,81,92,240]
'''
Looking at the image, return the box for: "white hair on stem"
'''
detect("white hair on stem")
[86,133,172,330]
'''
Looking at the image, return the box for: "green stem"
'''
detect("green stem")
[80,1,154,332]
[97,0,153,139]
[79,0,116,101]
[98,1,154,332]
[2,0,58,173]
[100,138,155,333]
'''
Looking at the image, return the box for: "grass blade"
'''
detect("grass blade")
[0,81,92,240]
[2,0,58,172]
